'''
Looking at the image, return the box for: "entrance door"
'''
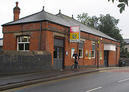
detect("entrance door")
[53,38,64,70]
[104,51,109,67]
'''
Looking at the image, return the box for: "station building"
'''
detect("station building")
[2,2,120,70]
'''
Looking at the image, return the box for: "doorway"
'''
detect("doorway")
[104,51,109,67]
[53,38,64,70]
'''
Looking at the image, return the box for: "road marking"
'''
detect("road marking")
[118,78,129,83]
[86,87,102,92]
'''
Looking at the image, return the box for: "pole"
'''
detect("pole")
[97,40,100,68]
[97,49,99,68]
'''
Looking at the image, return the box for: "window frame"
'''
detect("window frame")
[79,47,83,58]
[91,41,95,58]
[71,48,75,58]
[79,41,84,58]
[17,36,30,51]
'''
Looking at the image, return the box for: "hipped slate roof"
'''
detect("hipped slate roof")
[2,10,116,41]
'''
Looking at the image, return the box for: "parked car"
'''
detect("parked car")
[119,60,126,67]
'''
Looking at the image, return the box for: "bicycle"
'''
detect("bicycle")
[71,63,80,72]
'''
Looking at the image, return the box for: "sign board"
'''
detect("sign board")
[70,26,80,42]
[104,44,116,51]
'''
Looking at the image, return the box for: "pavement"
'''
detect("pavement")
[0,67,120,91]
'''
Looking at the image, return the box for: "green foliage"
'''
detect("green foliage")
[77,13,123,42]
[120,47,129,58]
[77,13,99,29]
[98,14,123,42]
[108,0,128,13]
[77,13,91,25]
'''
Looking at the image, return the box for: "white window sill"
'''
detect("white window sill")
[79,56,83,58]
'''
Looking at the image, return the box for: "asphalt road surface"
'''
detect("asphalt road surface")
[4,67,129,92]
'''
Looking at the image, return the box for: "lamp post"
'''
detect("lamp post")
[96,37,102,68]
[97,40,100,68]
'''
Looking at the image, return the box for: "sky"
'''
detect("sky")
[0,0,129,39]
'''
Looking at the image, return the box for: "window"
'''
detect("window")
[91,42,95,58]
[79,41,84,58]
[71,48,75,58]
[79,48,83,58]
[17,36,30,51]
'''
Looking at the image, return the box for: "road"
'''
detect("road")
[3,67,129,92]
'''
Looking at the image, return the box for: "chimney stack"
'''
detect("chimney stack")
[13,2,20,21]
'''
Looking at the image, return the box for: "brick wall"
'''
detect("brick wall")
[2,21,120,68]
[3,34,17,50]
[3,22,42,51]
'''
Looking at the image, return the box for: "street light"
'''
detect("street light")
[97,37,102,68]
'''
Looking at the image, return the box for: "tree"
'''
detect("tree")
[120,47,129,58]
[77,13,91,25]
[98,14,123,42]
[77,13,99,29]
[108,0,128,13]
[77,13,123,42]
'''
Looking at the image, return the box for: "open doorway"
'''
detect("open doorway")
[104,51,109,67]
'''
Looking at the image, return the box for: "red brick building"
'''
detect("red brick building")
[2,2,120,70]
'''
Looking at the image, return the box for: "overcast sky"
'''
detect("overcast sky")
[0,0,129,39]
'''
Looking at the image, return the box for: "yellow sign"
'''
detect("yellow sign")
[70,33,79,40]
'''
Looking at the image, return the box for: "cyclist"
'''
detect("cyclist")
[73,51,79,70]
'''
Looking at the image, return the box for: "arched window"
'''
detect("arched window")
[17,36,30,51]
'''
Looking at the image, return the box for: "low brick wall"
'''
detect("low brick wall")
[0,51,52,74]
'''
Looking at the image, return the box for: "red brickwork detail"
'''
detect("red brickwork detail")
[30,31,40,51]
[3,21,120,67]
[3,34,17,50]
